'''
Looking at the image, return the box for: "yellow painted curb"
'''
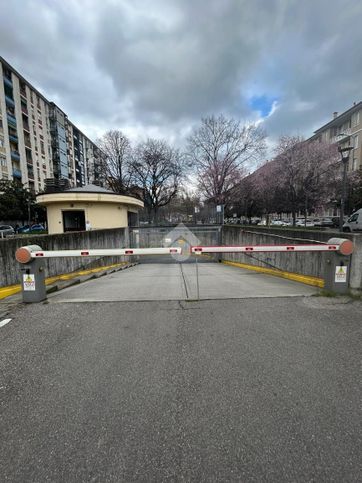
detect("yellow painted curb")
[0,262,128,300]
[222,260,324,288]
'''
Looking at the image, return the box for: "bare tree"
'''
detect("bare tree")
[131,139,185,222]
[275,136,339,224]
[187,115,266,203]
[97,130,133,194]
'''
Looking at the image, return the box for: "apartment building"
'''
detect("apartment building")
[311,101,362,171]
[0,57,103,192]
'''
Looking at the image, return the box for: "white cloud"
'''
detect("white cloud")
[0,0,361,148]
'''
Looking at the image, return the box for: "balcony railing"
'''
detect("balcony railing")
[7,113,17,127]
[23,122,30,132]
[21,106,28,115]
[9,134,18,143]
[12,168,22,179]
[5,95,15,107]
[3,76,13,87]
[11,151,20,161]
[331,129,352,144]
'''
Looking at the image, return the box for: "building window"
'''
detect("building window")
[351,111,360,127]
[0,155,7,167]
[353,134,359,149]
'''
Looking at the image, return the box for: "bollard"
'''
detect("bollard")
[15,245,47,303]
[324,238,354,294]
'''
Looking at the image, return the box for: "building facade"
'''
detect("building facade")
[0,57,103,193]
[311,101,362,172]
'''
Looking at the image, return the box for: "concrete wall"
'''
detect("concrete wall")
[1,225,361,292]
[222,226,362,291]
[0,228,128,287]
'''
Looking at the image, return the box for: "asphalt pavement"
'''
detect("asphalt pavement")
[0,293,361,482]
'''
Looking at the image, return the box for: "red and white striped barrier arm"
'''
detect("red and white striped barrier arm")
[191,238,354,256]
[16,246,181,263]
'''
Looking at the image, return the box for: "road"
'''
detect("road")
[48,260,316,302]
[0,263,361,482]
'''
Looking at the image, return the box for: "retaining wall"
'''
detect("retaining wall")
[221,226,362,292]
[0,228,127,287]
[1,225,361,292]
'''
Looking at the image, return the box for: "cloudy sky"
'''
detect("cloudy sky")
[1,0,361,149]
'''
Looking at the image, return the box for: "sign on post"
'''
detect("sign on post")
[335,266,347,283]
[23,274,36,291]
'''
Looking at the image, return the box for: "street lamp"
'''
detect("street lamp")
[338,145,353,232]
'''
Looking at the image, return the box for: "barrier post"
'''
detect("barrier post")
[16,245,47,303]
[324,238,354,294]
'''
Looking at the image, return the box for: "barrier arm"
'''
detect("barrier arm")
[190,238,354,256]
[16,246,181,262]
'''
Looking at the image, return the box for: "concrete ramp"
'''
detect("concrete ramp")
[49,262,317,302]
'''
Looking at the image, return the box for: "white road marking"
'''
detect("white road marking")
[0,318,12,328]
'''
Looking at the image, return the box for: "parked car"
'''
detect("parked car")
[18,224,45,234]
[320,217,334,227]
[332,216,348,228]
[0,225,15,237]
[296,219,315,227]
[343,208,362,232]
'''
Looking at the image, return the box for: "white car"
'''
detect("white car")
[0,225,15,237]
[296,220,314,227]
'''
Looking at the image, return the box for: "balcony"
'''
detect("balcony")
[7,113,17,127]
[27,169,34,179]
[9,133,18,144]
[11,150,20,161]
[5,95,15,107]
[3,76,12,88]
[23,121,30,132]
[12,168,22,179]
[331,128,352,144]
[21,105,28,116]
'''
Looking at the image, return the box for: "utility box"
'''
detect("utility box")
[16,244,47,303]
[20,258,47,303]
[324,253,351,294]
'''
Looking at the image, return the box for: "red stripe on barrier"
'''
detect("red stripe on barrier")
[81,251,89,256]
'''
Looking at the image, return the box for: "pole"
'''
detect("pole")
[339,158,348,232]
[195,255,200,300]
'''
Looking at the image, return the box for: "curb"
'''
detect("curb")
[222,260,324,288]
